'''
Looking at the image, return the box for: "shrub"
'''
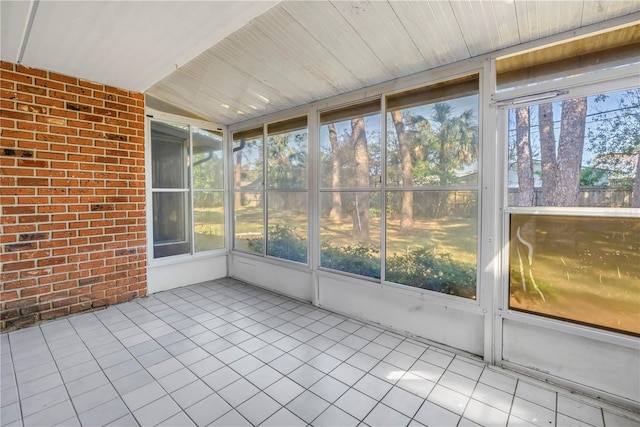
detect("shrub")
[386,248,476,298]
[321,242,380,278]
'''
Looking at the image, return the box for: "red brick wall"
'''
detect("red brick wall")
[1,61,147,330]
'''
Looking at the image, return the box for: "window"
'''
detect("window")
[150,120,224,259]
[506,87,640,335]
[319,100,382,278]
[385,76,480,298]
[233,127,264,254]
[233,117,309,263]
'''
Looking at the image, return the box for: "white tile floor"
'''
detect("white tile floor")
[1,278,638,427]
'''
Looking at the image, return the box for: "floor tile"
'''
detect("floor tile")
[122,380,167,411]
[219,378,260,407]
[479,368,518,394]
[464,399,510,427]
[157,411,196,427]
[133,394,181,426]
[23,400,76,427]
[309,375,349,403]
[245,365,284,389]
[438,369,477,396]
[209,409,252,426]
[21,385,69,417]
[236,392,281,425]
[2,278,626,427]
[414,401,461,427]
[188,355,224,377]
[335,388,377,420]
[229,354,264,376]
[287,390,331,423]
[171,379,214,409]
[380,386,424,418]
[70,383,118,414]
[111,369,154,395]
[78,398,129,427]
[353,373,393,401]
[329,362,367,387]
[510,397,556,426]
[364,402,411,427]
[397,371,435,398]
[261,407,306,427]
[313,405,359,427]
[515,381,557,411]
[557,394,604,427]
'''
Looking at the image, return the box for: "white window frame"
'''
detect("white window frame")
[145,109,227,267]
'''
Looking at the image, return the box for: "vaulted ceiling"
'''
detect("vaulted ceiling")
[2,1,639,125]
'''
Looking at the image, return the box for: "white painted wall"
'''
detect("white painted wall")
[229,253,313,302]
[148,254,227,294]
[317,273,485,356]
[501,318,640,409]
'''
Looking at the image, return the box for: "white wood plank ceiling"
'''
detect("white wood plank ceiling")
[2,1,639,126]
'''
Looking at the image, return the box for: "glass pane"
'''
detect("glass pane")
[151,121,189,189]
[233,134,263,190]
[266,191,308,263]
[385,190,477,299]
[508,88,639,208]
[193,127,224,189]
[320,113,381,188]
[509,215,640,335]
[234,191,264,254]
[267,128,308,189]
[386,94,478,187]
[320,191,381,278]
[194,191,224,252]
[153,191,190,258]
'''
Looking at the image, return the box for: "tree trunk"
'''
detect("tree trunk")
[555,98,587,207]
[234,147,242,209]
[352,118,370,241]
[516,107,535,206]
[632,154,640,208]
[538,103,557,206]
[327,123,342,220]
[391,110,413,231]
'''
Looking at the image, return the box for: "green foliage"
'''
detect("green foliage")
[259,225,476,297]
[579,167,607,186]
[321,242,380,278]
[249,224,307,263]
[386,248,476,298]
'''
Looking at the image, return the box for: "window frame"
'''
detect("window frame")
[146,111,227,266]
[497,71,640,338]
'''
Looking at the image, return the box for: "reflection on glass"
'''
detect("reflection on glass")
[151,121,189,189]
[508,88,639,208]
[386,95,478,187]
[385,191,477,299]
[153,192,190,258]
[267,129,308,189]
[234,191,264,254]
[319,113,381,189]
[509,215,640,335]
[193,128,224,189]
[266,191,308,263]
[194,191,224,252]
[320,191,381,278]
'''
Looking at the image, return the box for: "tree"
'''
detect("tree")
[390,110,413,230]
[538,103,557,206]
[588,89,640,208]
[555,98,587,206]
[234,141,243,209]
[352,117,370,240]
[327,123,342,220]
[516,106,534,206]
